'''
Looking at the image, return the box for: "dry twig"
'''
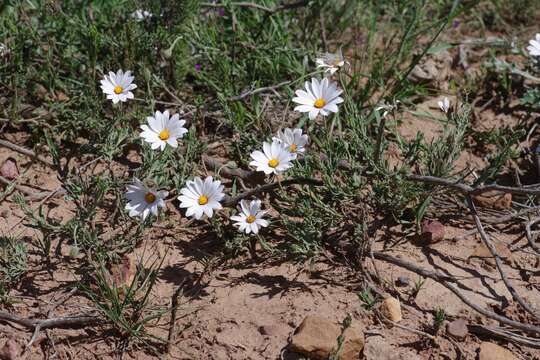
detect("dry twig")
[465,194,540,322]
[0,175,64,201]
[167,279,189,358]
[372,251,540,335]
[407,174,540,197]
[0,310,100,330]
[407,173,540,321]
[201,0,310,14]
[202,155,256,180]
[222,177,323,207]
[0,139,54,167]
[525,218,540,256]
[227,80,291,101]
[469,324,540,348]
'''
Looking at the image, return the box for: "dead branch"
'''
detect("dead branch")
[407,174,540,197]
[408,174,540,253]
[465,195,540,322]
[222,177,323,207]
[469,324,540,348]
[202,155,256,180]
[228,80,291,101]
[0,175,64,201]
[201,0,310,14]
[525,218,540,256]
[484,206,540,225]
[202,155,350,182]
[0,310,100,330]
[166,277,194,357]
[0,139,54,167]
[167,285,183,357]
[372,251,540,335]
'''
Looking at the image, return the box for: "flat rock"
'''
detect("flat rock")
[0,338,21,360]
[478,342,518,360]
[380,297,402,322]
[0,158,19,180]
[289,315,364,360]
[446,318,468,339]
[364,336,420,360]
[407,60,438,84]
[469,241,513,266]
[473,190,512,210]
[395,276,410,287]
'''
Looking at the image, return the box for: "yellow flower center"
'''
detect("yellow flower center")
[268,159,279,168]
[289,144,298,153]
[144,192,156,204]
[114,85,123,94]
[158,129,170,140]
[314,98,326,108]
[198,195,209,205]
[246,215,256,224]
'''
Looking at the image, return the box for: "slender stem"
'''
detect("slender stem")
[373,113,386,164]
[221,177,323,207]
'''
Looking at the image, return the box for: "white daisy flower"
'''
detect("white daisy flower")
[438,97,450,113]
[125,178,168,221]
[527,34,540,57]
[315,50,346,75]
[178,176,225,220]
[140,110,188,151]
[249,141,294,175]
[100,70,137,104]
[230,199,269,235]
[131,9,152,21]
[272,128,309,159]
[292,78,343,120]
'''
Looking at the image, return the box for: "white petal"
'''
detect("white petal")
[294,105,314,113]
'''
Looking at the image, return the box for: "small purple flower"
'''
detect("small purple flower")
[452,20,460,29]
[194,64,202,72]
[217,8,226,17]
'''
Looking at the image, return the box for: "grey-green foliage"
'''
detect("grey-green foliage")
[81,252,167,345]
[423,105,470,178]
[0,235,27,302]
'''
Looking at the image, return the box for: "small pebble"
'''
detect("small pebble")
[395,276,410,287]
[446,318,468,339]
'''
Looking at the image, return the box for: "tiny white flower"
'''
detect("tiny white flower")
[438,97,450,113]
[178,176,225,220]
[315,50,346,75]
[292,78,343,120]
[132,9,152,21]
[375,100,400,118]
[100,70,137,104]
[272,128,309,159]
[249,141,294,175]
[230,199,269,235]
[527,34,540,57]
[125,178,168,221]
[140,110,188,151]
